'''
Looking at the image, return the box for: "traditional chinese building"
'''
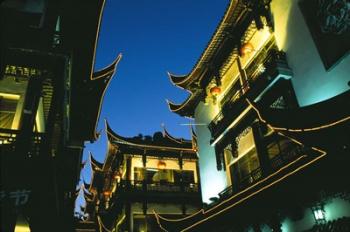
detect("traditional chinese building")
[82,121,201,232]
[164,0,350,231]
[0,0,121,231]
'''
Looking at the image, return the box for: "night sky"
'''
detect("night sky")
[77,0,229,208]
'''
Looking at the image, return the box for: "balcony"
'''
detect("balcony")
[218,142,310,201]
[115,180,200,201]
[208,49,293,141]
[0,128,43,157]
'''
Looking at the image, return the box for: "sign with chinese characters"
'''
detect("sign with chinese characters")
[299,0,350,70]
[0,189,31,206]
[4,65,42,79]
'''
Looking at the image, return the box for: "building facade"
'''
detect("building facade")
[82,122,201,232]
[0,0,120,231]
[164,0,350,231]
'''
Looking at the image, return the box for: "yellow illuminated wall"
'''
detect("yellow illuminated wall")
[130,156,198,183]
[195,26,273,204]
[218,26,272,104]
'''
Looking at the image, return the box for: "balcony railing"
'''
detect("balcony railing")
[117,180,199,194]
[219,167,263,200]
[270,143,307,171]
[218,143,308,201]
[0,128,43,157]
[208,49,292,140]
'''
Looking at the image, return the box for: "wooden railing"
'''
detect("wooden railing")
[208,49,291,139]
[218,143,308,201]
[117,180,199,193]
[0,128,43,157]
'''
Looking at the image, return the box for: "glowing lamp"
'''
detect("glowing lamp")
[210,86,221,96]
[312,205,326,223]
[113,172,121,180]
[103,190,111,197]
[240,43,254,56]
[157,160,166,169]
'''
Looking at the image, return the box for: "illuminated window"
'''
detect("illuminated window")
[230,147,261,189]
[133,167,195,185]
[0,95,19,129]
[312,205,326,224]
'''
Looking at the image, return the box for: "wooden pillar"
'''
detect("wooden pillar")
[142,149,147,217]
[142,149,147,167]
[125,203,133,232]
[236,57,249,93]
[179,151,186,212]
[126,156,132,191]
[142,201,147,215]
[195,161,202,198]
[252,121,271,177]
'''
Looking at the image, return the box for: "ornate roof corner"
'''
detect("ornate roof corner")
[89,151,103,171]
[167,71,190,89]
[74,185,82,199]
[90,53,122,141]
[162,126,184,144]
[104,118,128,144]
[83,180,91,192]
[91,53,122,80]
[166,92,198,118]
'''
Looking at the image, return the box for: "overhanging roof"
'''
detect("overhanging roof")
[105,120,196,155]
[166,0,262,118]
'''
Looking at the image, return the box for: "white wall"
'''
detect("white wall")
[271,0,350,106]
[194,101,229,204]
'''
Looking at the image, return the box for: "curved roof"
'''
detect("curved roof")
[248,90,350,151]
[89,152,103,171]
[105,120,194,150]
[88,54,122,141]
[154,141,326,231]
[166,91,203,118]
[167,0,239,90]
[167,72,189,89]
[162,126,185,144]
[83,189,94,202]
[83,180,91,191]
[166,0,255,117]
[153,91,350,232]
[91,54,122,80]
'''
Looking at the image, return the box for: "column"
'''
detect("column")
[252,120,271,177]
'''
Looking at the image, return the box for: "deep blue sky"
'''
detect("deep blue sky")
[78,0,229,196]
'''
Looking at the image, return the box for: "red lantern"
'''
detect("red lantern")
[113,172,121,180]
[157,160,166,169]
[210,86,221,96]
[103,190,111,197]
[240,43,254,56]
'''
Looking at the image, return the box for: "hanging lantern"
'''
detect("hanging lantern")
[103,190,111,197]
[210,86,221,96]
[113,171,121,180]
[240,42,254,56]
[157,160,166,169]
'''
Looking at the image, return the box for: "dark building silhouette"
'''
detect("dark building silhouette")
[0,0,120,231]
